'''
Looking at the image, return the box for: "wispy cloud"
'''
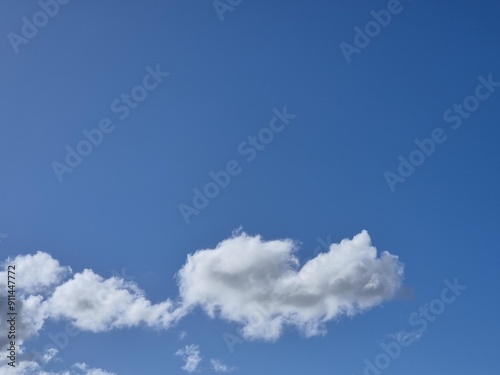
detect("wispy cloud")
[210,359,235,373]
[175,344,201,373]
[388,330,422,343]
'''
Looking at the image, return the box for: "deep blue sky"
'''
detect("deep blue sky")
[1,0,499,374]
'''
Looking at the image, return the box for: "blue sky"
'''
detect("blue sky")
[0,0,499,374]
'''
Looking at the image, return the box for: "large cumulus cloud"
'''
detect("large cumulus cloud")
[177,230,404,340]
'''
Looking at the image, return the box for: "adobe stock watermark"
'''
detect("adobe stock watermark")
[7,0,71,54]
[222,332,245,354]
[362,278,466,375]
[339,0,409,64]
[384,73,500,192]
[178,106,297,225]
[213,0,243,21]
[51,64,169,183]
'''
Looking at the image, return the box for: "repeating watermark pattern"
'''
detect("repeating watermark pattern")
[384,73,500,192]
[213,0,243,21]
[1,3,489,374]
[362,278,466,375]
[7,0,71,54]
[51,64,169,183]
[339,0,409,64]
[178,106,297,224]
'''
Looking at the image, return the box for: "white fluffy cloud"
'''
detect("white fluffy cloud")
[177,230,404,340]
[0,252,71,293]
[47,269,184,332]
[0,253,183,373]
[0,253,66,350]
[175,344,201,373]
[0,253,185,356]
[0,252,68,351]
[0,255,53,351]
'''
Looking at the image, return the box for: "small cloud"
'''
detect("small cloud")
[41,347,59,363]
[210,359,235,373]
[179,331,188,340]
[175,344,201,373]
[72,362,116,375]
[388,330,422,344]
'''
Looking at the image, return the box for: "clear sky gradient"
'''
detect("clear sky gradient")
[0,1,499,374]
